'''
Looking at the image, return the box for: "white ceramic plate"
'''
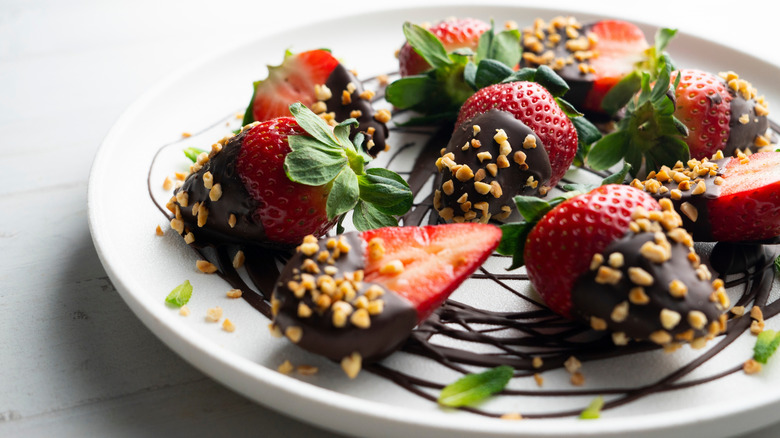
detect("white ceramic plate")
[88,5,780,437]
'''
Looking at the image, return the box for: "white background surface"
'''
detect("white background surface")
[2,0,778,436]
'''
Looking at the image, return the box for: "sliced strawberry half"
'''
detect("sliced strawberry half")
[249,49,339,122]
[637,152,780,242]
[270,223,501,374]
[398,17,490,77]
[362,223,501,320]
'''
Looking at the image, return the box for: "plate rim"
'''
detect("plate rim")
[87,4,780,437]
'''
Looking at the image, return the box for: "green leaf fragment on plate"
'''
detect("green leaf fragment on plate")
[165,280,193,307]
[438,365,514,407]
[754,329,780,364]
[183,147,206,163]
[774,254,780,272]
[579,396,604,419]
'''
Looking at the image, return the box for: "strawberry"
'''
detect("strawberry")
[168,103,412,247]
[500,184,727,348]
[634,151,780,242]
[398,17,491,77]
[670,69,771,159]
[242,49,389,156]
[520,17,649,116]
[270,223,502,376]
[455,81,578,188]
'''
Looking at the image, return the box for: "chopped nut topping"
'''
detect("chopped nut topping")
[611,301,629,323]
[278,360,294,374]
[455,165,475,182]
[532,356,543,369]
[589,253,604,271]
[628,267,654,286]
[197,203,209,227]
[629,287,650,305]
[474,181,492,195]
[226,289,242,298]
[660,309,682,330]
[496,154,510,169]
[379,259,404,275]
[341,352,362,379]
[744,358,762,374]
[179,305,190,317]
[222,318,236,332]
[668,279,688,298]
[184,232,195,244]
[374,109,392,124]
[680,202,698,222]
[595,265,622,285]
[196,260,217,274]
[477,151,493,162]
[612,332,629,346]
[359,89,375,101]
[315,84,332,101]
[564,356,581,373]
[206,306,223,322]
[368,238,385,261]
[533,373,544,386]
[590,316,607,330]
[649,330,672,345]
[731,306,746,317]
[486,163,498,176]
[228,213,237,228]
[203,171,214,190]
[608,252,624,268]
[285,326,303,343]
[687,310,707,330]
[493,128,508,143]
[570,372,585,386]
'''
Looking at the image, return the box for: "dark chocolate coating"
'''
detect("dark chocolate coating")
[710,241,776,275]
[324,64,389,156]
[272,232,418,362]
[174,130,272,248]
[436,109,552,223]
[571,231,723,343]
[724,86,769,156]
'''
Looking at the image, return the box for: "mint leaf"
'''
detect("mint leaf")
[403,22,452,70]
[326,168,359,220]
[774,255,780,272]
[438,365,514,407]
[165,280,193,307]
[183,147,206,163]
[289,102,340,148]
[285,136,347,186]
[579,396,604,419]
[754,329,780,364]
[358,170,413,216]
[352,200,398,231]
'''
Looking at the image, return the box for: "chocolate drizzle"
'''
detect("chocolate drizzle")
[149,79,780,419]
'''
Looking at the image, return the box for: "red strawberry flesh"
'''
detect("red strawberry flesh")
[710,152,780,241]
[362,223,502,321]
[251,50,339,122]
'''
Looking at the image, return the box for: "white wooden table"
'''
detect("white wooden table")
[2,0,777,436]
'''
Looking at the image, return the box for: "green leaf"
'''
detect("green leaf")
[165,280,193,307]
[579,396,604,419]
[602,70,641,115]
[601,162,632,185]
[534,65,569,97]
[385,75,439,110]
[357,171,413,216]
[555,98,583,118]
[587,131,630,170]
[289,102,340,148]
[183,147,206,163]
[352,200,399,231]
[326,168,359,220]
[497,222,534,269]
[334,118,359,153]
[573,116,603,144]
[514,196,551,223]
[775,254,780,272]
[438,365,514,407]
[403,22,452,70]
[285,136,347,186]
[490,29,522,68]
[463,62,478,89]
[241,80,261,126]
[502,67,537,83]
[475,59,515,89]
[754,329,780,364]
[655,28,677,54]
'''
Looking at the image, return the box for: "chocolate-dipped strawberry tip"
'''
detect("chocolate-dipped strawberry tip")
[269,223,502,378]
[633,151,780,242]
[434,110,552,224]
[572,200,727,349]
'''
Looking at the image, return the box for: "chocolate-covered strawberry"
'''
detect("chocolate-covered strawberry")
[167,103,411,247]
[500,184,727,348]
[632,151,780,242]
[242,49,389,156]
[588,66,773,175]
[269,223,502,377]
[433,81,577,223]
[519,16,649,117]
